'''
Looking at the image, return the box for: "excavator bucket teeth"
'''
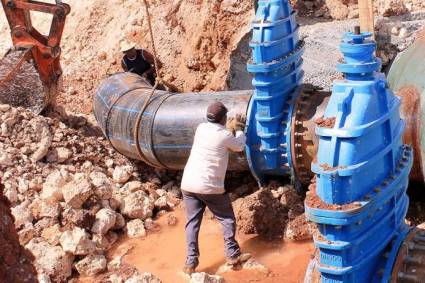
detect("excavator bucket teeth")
[0,48,54,114]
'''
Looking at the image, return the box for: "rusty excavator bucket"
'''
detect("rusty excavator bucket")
[0,0,70,113]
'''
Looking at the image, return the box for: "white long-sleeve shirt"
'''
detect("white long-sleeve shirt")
[181,122,246,194]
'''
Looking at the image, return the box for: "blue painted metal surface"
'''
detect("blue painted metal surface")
[305,32,413,282]
[246,0,304,181]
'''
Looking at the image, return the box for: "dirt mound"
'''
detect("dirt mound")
[233,184,313,240]
[0,1,254,114]
[0,183,38,283]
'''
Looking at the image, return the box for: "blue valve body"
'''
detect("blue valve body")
[305,32,414,282]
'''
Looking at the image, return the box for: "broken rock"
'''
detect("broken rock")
[31,198,61,220]
[126,219,146,238]
[41,170,71,201]
[59,227,96,255]
[90,171,114,199]
[126,272,162,283]
[121,191,154,219]
[63,174,93,208]
[92,208,117,235]
[41,224,62,246]
[11,200,33,228]
[190,272,224,283]
[26,238,74,282]
[46,147,72,163]
[113,165,134,183]
[75,254,107,276]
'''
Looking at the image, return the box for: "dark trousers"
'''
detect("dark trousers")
[182,190,241,267]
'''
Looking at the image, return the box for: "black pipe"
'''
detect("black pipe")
[94,72,253,170]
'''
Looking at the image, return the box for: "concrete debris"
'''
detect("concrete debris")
[26,238,74,282]
[75,254,107,276]
[126,219,147,238]
[190,272,224,283]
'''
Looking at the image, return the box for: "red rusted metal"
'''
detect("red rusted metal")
[390,228,425,283]
[0,0,70,101]
[388,28,425,186]
[290,85,330,186]
[398,86,423,183]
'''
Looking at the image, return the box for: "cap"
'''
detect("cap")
[120,39,137,52]
[206,102,228,123]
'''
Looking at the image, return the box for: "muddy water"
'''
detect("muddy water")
[108,206,314,283]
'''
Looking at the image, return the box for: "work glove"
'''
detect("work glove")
[227,114,246,135]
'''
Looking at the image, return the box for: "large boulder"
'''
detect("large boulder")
[121,191,153,219]
[26,238,74,282]
[59,227,95,255]
[62,174,93,208]
[75,254,107,276]
[91,208,117,235]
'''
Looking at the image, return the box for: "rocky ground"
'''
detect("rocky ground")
[0,103,314,282]
[0,1,425,282]
[0,104,184,282]
[292,0,424,20]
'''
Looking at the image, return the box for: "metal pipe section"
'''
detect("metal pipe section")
[388,29,425,185]
[93,72,252,171]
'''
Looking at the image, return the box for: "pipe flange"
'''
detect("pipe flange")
[290,84,331,187]
[390,228,425,283]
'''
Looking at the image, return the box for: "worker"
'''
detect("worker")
[180,102,251,275]
[120,39,160,85]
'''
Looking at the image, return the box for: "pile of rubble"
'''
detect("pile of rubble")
[292,0,425,20]
[0,105,181,282]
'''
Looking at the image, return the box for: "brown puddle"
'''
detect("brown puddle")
[83,205,314,283]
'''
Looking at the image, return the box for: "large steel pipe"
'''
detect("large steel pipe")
[388,29,425,185]
[93,72,252,171]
